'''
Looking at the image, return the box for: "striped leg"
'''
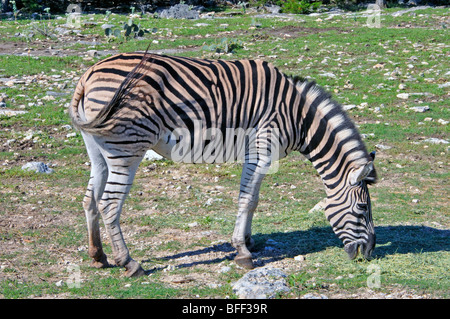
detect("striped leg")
[82,133,110,268]
[232,153,270,269]
[100,151,146,277]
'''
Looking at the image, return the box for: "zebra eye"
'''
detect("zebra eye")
[356,203,368,211]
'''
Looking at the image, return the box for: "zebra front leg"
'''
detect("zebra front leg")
[232,160,266,269]
[99,155,146,277]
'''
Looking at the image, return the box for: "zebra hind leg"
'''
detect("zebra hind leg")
[99,150,146,277]
[81,132,110,269]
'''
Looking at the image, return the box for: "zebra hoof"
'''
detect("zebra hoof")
[235,255,254,269]
[90,254,110,269]
[124,260,146,277]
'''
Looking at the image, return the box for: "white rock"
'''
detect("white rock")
[232,267,290,299]
[410,106,430,113]
[423,138,449,144]
[143,150,163,161]
[219,266,231,273]
[319,72,336,78]
[376,144,392,150]
[343,104,357,111]
[22,162,54,174]
[397,93,409,99]
[0,109,28,117]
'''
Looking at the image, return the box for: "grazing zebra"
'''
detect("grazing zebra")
[69,52,377,277]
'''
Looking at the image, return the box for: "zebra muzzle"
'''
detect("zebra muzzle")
[344,237,375,260]
[344,241,360,260]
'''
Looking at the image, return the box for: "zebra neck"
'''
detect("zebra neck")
[295,81,368,196]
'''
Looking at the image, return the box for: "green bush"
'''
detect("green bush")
[278,0,322,14]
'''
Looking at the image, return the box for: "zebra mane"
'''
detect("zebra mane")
[291,75,376,183]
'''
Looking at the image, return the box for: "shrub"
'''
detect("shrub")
[278,0,322,14]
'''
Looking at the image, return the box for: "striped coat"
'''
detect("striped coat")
[70,52,377,277]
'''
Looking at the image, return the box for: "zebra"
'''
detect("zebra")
[69,51,377,277]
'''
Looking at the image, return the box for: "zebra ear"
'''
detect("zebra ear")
[370,151,376,161]
[349,161,374,186]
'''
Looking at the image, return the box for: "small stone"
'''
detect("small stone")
[376,144,392,150]
[438,119,449,125]
[101,24,116,30]
[143,150,163,161]
[412,199,420,203]
[410,106,430,113]
[302,293,328,299]
[86,50,98,57]
[343,104,357,111]
[232,267,290,299]
[219,266,231,273]
[188,221,198,228]
[397,93,409,99]
[423,138,449,144]
[319,72,336,78]
[42,95,55,101]
[22,162,54,174]
[294,255,305,261]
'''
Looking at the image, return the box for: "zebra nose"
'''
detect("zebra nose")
[363,233,376,259]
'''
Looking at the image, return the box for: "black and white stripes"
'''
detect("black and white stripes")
[70,52,377,276]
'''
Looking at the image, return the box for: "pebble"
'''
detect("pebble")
[319,72,336,78]
[376,144,392,150]
[397,93,409,99]
[302,293,328,299]
[219,266,231,273]
[21,162,54,174]
[143,150,163,161]
[423,138,449,144]
[0,109,28,117]
[410,106,430,113]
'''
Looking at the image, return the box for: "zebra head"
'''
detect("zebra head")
[325,154,377,260]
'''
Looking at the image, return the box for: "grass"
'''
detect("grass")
[0,6,449,299]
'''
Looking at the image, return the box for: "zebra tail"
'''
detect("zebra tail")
[69,45,153,136]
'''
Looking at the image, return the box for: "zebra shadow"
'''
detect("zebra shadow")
[252,225,450,264]
[145,225,449,270]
